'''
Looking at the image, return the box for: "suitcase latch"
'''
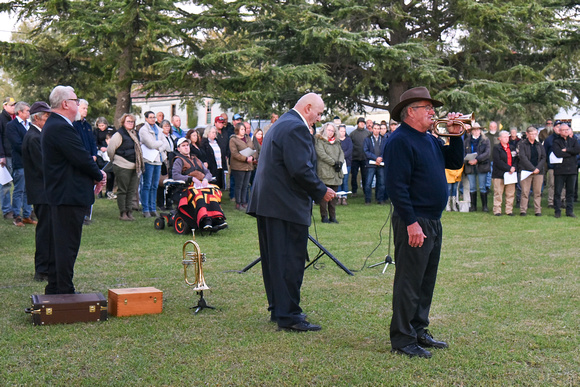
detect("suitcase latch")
[154,297,157,303]
[89,305,96,313]
[124,299,128,305]
[46,308,52,315]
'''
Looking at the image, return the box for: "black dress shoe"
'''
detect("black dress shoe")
[566,213,577,218]
[391,344,432,359]
[555,212,561,218]
[278,321,321,332]
[270,313,307,323]
[417,330,448,349]
[34,272,48,282]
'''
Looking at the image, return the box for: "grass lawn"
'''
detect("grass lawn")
[1,192,578,386]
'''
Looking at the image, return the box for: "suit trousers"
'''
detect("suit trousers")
[554,174,576,215]
[492,179,516,215]
[319,185,338,220]
[33,204,53,275]
[390,214,443,349]
[45,205,88,294]
[519,174,544,214]
[350,159,367,195]
[256,215,308,327]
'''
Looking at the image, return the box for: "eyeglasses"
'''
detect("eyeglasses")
[125,120,135,123]
[411,105,434,112]
[67,98,80,105]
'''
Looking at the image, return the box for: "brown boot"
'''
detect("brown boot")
[119,211,131,221]
[343,197,348,206]
[126,211,135,221]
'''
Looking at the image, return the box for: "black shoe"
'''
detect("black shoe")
[547,204,554,209]
[391,344,432,359]
[417,330,448,349]
[555,212,561,218]
[520,212,526,216]
[566,213,577,218]
[535,213,542,216]
[321,217,330,223]
[278,321,321,332]
[494,213,502,216]
[329,218,339,224]
[270,313,307,323]
[507,213,514,216]
[201,218,213,230]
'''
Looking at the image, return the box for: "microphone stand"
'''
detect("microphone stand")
[368,202,395,273]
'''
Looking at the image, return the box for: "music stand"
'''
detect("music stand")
[235,234,354,276]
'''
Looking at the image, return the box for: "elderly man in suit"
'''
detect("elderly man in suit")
[6,101,35,226]
[22,101,53,281]
[42,86,105,294]
[248,93,335,332]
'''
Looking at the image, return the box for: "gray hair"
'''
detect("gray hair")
[159,119,171,128]
[79,99,88,107]
[400,103,413,121]
[31,111,48,123]
[498,130,509,137]
[95,117,109,127]
[15,101,30,114]
[203,125,216,138]
[49,86,75,109]
[318,122,337,140]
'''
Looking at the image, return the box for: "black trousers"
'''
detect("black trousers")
[554,174,576,215]
[350,159,367,195]
[33,204,53,276]
[45,205,88,294]
[390,214,443,349]
[256,215,308,327]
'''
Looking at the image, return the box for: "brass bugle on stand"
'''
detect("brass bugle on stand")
[432,113,475,137]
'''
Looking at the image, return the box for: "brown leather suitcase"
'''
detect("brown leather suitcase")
[26,293,108,326]
[108,287,163,317]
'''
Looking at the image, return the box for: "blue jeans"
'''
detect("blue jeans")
[141,163,161,213]
[485,162,493,190]
[12,167,32,218]
[364,166,385,203]
[448,182,458,197]
[467,173,487,193]
[2,157,12,215]
[338,166,351,192]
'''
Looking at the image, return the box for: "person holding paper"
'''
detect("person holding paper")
[517,127,546,216]
[463,123,491,212]
[552,124,580,218]
[229,122,255,210]
[363,123,387,204]
[107,113,143,221]
[315,122,344,223]
[139,111,169,218]
[491,131,518,216]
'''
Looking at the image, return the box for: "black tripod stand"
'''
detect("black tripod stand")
[236,234,354,276]
[368,202,395,273]
[190,290,215,314]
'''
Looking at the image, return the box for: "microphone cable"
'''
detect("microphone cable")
[352,202,394,272]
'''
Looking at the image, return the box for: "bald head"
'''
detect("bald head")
[294,93,324,128]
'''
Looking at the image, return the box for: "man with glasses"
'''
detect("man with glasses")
[385,87,464,358]
[552,123,580,218]
[42,86,105,294]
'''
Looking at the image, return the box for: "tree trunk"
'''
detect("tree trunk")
[114,43,133,126]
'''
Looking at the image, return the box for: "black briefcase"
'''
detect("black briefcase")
[25,293,108,326]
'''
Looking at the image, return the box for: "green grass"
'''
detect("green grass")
[1,192,579,386]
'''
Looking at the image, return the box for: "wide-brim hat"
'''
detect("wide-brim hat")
[390,87,443,122]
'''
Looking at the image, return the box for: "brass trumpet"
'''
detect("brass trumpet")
[432,113,475,137]
[182,230,209,291]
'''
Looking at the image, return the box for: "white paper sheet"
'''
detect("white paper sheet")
[341,162,348,175]
[336,191,352,196]
[549,152,563,164]
[464,152,478,161]
[240,148,256,157]
[503,171,517,185]
[0,165,12,185]
[369,160,384,166]
[141,144,159,162]
[520,170,533,181]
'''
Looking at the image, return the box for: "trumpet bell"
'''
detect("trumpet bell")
[182,231,210,291]
[432,113,475,137]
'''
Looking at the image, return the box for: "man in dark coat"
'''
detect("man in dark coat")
[385,87,464,359]
[42,86,105,294]
[22,101,53,281]
[552,124,580,218]
[247,93,335,332]
[0,97,16,219]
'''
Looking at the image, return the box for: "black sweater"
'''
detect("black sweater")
[384,122,464,225]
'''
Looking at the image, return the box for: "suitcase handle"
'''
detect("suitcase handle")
[25,307,40,315]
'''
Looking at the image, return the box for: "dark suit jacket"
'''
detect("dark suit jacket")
[363,134,387,166]
[6,118,27,169]
[22,124,46,205]
[247,109,327,226]
[42,113,103,206]
[0,109,13,158]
